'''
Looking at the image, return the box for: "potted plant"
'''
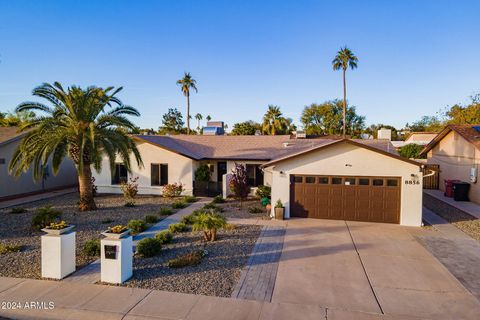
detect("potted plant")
[274,199,284,220]
[41,221,75,235]
[101,225,131,239]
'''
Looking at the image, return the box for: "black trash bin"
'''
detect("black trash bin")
[453,182,470,201]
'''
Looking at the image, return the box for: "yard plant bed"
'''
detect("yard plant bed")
[0,193,182,279]
[124,224,261,297]
[217,198,270,220]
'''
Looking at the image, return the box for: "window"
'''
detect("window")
[0,158,5,165]
[387,179,398,187]
[345,178,356,185]
[151,163,169,186]
[332,177,342,185]
[359,178,370,185]
[305,176,315,183]
[112,164,127,185]
[318,177,329,184]
[246,164,264,187]
[294,176,303,183]
[373,179,384,186]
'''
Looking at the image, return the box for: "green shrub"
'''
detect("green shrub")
[180,210,202,225]
[155,230,173,244]
[255,185,271,199]
[223,223,236,231]
[212,195,225,203]
[168,222,189,233]
[172,201,186,209]
[194,164,211,182]
[145,215,159,224]
[31,206,62,231]
[159,207,173,216]
[191,212,227,241]
[203,203,223,212]
[101,218,114,224]
[162,183,184,197]
[0,243,22,254]
[127,219,147,234]
[248,206,263,214]
[136,238,162,257]
[83,239,101,257]
[167,250,205,268]
[183,195,197,203]
[10,207,27,214]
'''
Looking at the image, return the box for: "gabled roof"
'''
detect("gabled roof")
[420,124,480,157]
[261,139,422,168]
[405,132,438,143]
[134,134,405,163]
[0,127,24,146]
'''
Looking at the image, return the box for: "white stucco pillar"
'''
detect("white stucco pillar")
[100,236,133,284]
[41,231,76,279]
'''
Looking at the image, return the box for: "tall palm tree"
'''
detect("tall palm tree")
[332,46,358,137]
[9,82,143,211]
[195,113,203,131]
[176,72,198,134]
[262,105,288,135]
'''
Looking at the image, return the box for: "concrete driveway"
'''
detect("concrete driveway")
[272,219,480,319]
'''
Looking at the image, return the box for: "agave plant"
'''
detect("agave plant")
[8,82,143,211]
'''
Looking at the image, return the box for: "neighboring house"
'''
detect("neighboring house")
[93,134,423,226]
[391,132,438,149]
[0,127,78,201]
[420,124,480,203]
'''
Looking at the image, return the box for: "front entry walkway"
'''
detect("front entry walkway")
[272,218,480,319]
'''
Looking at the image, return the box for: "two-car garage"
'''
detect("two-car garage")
[263,139,423,226]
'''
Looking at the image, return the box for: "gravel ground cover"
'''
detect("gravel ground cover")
[0,193,179,279]
[218,198,271,220]
[124,224,261,297]
[430,207,480,241]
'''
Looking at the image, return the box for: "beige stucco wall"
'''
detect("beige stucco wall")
[0,139,78,199]
[265,142,423,226]
[426,131,480,203]
[93,141,195,196]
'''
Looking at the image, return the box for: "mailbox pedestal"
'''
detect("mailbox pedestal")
[100,236,133,284]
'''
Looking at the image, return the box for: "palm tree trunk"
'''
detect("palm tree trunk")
[187,94,190,135]
[78,165,97,211]
[343,68,347,138]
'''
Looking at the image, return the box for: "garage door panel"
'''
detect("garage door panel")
[291,175,401,224]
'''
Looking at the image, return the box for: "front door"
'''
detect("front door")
[217,161,227,182]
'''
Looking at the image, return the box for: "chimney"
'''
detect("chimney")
[377,128,392,141]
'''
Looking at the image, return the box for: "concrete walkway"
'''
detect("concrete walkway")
[63,198,211,284]
[410,207,480,301]
[0,187,77,209]
[271,218,480,319]
[424,189,480,219]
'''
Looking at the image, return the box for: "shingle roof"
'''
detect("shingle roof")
[420,124,480,156]
[0,127,23,144]
[135,135,399,161]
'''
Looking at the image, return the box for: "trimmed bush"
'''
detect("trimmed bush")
[145,215,159,224]
[162,183,184,197]
[127,219,147,234]
[248,206,263,214]
[31,206,62,231]
[10,207,27,214]
[183,195,197,203]
[172,201,186,209]
[136,238,162,257]
[0,243,22,254]
[83,239,101,257]
[255,185,271,199]
[168,222,189,233]
[180,210,202,225]
[159,207,173,216]
[167,250,205,268]
[155,230,173,244]
[212,195,225,203]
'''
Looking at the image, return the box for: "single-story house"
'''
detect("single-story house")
[93,134,423,226]
[420,124,480,203]
[0,127,78,201]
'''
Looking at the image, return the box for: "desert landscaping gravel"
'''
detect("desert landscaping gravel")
[0,193,178,279]
[124,224,261,297]
[219,198,270,220]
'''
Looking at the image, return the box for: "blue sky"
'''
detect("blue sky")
[0,0,478,130]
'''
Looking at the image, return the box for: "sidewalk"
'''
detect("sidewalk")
[63,198,211,284]
[0,187,77,210]
[424,189,480,219]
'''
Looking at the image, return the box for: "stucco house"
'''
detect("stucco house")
[420,124,480,203]
[93,134,423,226]
[0,127,78,201]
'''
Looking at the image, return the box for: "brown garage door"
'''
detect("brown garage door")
[290,175,401,224]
